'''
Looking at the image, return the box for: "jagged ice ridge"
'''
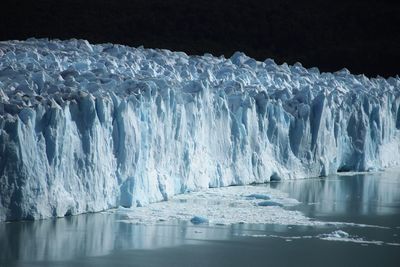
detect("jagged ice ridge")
[0,39,399,221]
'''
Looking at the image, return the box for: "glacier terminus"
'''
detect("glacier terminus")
[0,39,399,221]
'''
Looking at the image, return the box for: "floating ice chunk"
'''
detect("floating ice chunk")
[245,194,271,200]
[257,201,283,207]
[190,216,209,224]
[317,230,386,245]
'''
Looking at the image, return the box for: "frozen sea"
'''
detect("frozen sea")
[1,171,400,267]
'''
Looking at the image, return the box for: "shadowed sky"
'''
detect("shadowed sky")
[1,0,399,77]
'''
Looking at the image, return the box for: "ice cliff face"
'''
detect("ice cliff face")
[0,39,399,221]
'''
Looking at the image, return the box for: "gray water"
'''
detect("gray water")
[1,171,400,267]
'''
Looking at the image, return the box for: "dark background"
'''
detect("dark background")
[1,0,399,77]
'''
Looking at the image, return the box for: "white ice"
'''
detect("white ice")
[0,38,399,221]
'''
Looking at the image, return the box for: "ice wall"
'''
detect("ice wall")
[0,39,399,221]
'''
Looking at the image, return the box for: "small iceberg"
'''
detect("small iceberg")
[246,194,271,200]
[257,201,283,207]
[190,216,209,224]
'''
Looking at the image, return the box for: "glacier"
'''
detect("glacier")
[0,38,399,221]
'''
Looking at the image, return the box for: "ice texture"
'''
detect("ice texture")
[0,38,399,221]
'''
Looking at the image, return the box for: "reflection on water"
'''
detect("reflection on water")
[0,214,202,261]
[269,170,400,217]
[0,213,299,262]
[1,171,400,264]
[1,214,116,261]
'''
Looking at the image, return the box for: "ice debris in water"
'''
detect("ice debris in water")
[327,230,350,238]
[116,185,388,228]
[0,38,400,221]
[117,186,317,226]
[262,230,400,246]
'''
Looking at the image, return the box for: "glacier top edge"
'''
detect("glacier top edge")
[0,38,399,114]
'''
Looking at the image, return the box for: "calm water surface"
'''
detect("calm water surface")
[1,171,400,267]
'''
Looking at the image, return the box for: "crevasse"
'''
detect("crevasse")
[0,39,399,221]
